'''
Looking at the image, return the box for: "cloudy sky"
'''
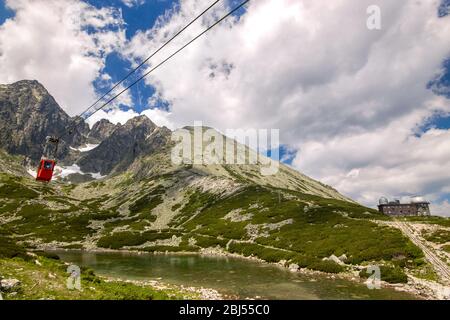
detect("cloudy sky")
[1,0,450,215]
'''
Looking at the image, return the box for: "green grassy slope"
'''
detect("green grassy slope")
[0,166,431,282]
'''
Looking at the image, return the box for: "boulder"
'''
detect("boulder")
[278,259,288,267]
[289,263,299,272]
[322,254,346,266]
[0,279,21,292]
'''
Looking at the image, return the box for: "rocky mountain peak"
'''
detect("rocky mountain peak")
[122,115,156,130]
[0,80,87,161]
[88,118,117,143]
[1,79,64,116]
[76,115,170,176]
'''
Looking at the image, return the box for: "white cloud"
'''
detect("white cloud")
[0,0,126,115]
[431,200,450,217]
[86,106,174,129]
[85,107,138,127]
[141,108,174,129]
[120,0,450,215]
[121,0,146,8]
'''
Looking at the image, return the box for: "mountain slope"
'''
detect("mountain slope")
[0,80,434,283]
[0,145,427,280]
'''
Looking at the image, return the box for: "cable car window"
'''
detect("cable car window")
[44,162,53,169]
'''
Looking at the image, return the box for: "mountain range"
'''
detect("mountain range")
[0,80,430,281]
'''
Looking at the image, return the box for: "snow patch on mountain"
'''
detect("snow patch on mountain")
[51,164,105,180]
[70,144,99,152]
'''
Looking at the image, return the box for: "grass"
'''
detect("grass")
[0,256,184,300]
[169,190,218,227]
[193,235,228,248]
[0,227,30,261]
[142,244,199,253]
[129,186,165,217]
[422,229,450,244]
[97,230,181,249]
[401,216,450,227]
[227,242,345,273]
[0,174,39,199]
[410,261,440,282]
[179,186,421,267]
[5,204,95,242]
[2,198,122,243]
[308,260,345,274]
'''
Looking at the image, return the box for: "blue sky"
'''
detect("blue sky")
[0,1,12,23]
[85,0,174,38]
[87,0,175,113]
[86,0,246,114]
[439,0,450,17]
[424,57,450,133]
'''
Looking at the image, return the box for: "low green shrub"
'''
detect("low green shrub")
[359,265,408,284]
[0,228,30,260]
[402,216,450,227]
[35,251,60,260]
[97,231,179,249]
[142,245,198,252]
[289,255,320,268]
[81,267,102,284]
[194,235,228,248]
[308,260,344,273]
[423,230,450,244]
[0,175,38,199]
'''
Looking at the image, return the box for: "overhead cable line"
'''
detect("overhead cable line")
[83,0,250,120]
[79,0,222,120]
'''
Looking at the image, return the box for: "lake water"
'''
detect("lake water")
[52,250,417,300]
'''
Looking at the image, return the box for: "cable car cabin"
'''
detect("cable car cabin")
[36,159,56,182]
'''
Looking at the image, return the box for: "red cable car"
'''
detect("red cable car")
[36,136,59,183]
[36,159,56,182]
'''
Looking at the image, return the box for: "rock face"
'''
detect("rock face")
[77,116,171,175]
[87,119,117,144]
[0,80,86,162]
